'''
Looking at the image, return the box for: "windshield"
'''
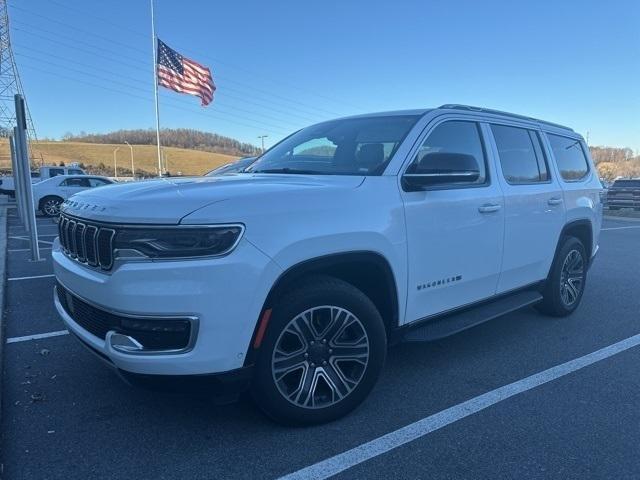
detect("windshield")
[247,115,420,175]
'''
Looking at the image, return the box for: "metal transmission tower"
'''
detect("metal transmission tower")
[0,0,38,162]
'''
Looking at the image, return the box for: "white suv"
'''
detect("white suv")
[53,105,602,425]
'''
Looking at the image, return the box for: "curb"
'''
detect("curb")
[0,206,7,433]
[603,215,640,223]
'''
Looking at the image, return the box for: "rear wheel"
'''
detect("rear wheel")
[251,275,386,425]
[537,236,587,317]
[40,196,63,217]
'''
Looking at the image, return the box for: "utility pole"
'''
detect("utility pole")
[163,148,169,175]
[113,147,120,179]
[257,135,268,153]
[585,131,590,146]
[0,0,38,164]
[125,141,135,177]
[150,0,162,177]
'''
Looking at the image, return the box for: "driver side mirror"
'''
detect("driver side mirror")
[402,152,480,191]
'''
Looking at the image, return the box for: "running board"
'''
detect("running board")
[402,290,543,343]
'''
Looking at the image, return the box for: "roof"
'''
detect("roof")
[319,105,574,132]
[437,104,574,131]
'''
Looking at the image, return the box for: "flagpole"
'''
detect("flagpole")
[150,0,162,177]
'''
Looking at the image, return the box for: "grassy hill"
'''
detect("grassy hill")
[0,140,240,176]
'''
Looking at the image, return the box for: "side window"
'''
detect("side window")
[62,177,90,187]
[409,121,487,186]
[491,124,549,184]
[88,178,110,187]
[547,134,589,181]
[49,168,64,177]
[68,169,84,175]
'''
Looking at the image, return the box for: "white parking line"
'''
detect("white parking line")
[8,274,55,281]
[9,227,58,233]
[8,247,53,252]
[6,330,69,344]
[9,236,55,245]
[279,333,640,480]
[601,226,640,231]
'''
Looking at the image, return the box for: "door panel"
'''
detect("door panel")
[487,124,566,293]
[400,120,504,323]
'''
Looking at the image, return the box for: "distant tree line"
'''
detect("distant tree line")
[61,128,260,157]
[590,146,640,182]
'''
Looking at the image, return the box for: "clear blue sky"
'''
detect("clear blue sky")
[10,0,640,151]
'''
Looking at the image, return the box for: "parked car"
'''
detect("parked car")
[52,105,602,425]
[205,157,256,176]
[0,165,87,197]
[33,175,114,216]
[605,179,640,210]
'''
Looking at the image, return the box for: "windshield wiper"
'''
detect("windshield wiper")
[251,168,324,175]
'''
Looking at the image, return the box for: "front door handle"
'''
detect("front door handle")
[548,197,563,206]
[478,203,502,213]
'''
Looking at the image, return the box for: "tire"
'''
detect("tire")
[251,275,387,425]
[40,196,63,217]
[537,236,587,317]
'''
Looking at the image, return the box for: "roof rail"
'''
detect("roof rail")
[437,104,574,132]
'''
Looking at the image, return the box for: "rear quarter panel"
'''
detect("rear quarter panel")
[542,131,602,256]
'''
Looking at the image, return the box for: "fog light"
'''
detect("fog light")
[118,318,193,352]
[120,318,190,333]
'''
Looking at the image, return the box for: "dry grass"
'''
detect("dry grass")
[0,140,239,176]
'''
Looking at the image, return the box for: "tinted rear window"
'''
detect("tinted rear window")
[547,134,589,181]
[491,124,549,184]
[612,180,640,188]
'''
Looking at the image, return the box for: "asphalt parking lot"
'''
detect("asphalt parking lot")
[2,208,640,479]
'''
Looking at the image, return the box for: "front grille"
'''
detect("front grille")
[57,283,192,351]
[59,213,114,270]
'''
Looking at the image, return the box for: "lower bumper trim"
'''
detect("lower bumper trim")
[118,366,254,398]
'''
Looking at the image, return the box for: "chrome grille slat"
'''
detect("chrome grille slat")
[68,220,77,257]
[75,223,86,262]
[85,225,98,266]
[97,228,116,270]
[59,214,114,271]
[60,217,69,251]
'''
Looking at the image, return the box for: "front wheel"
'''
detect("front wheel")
[251,276,387,425]
[537,236,587,317]
[40,196,63,217]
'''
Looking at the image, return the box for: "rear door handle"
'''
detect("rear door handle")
[478,203,502,213]
[548,197,563,206]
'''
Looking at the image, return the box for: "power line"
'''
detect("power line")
[7,2,147,55]
[13,49,309,132]
[11,25,329,123]
[18,63,291,137]
[10,0,366,113]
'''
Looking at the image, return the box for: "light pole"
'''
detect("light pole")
[113,147,120,179]
[257,135,268,153]
[124,141,135,178]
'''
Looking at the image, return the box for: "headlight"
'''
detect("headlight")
[114,225,243,259]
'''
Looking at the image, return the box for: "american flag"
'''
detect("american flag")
[156,39,216,106]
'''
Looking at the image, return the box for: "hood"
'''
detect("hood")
[60,174,365,224]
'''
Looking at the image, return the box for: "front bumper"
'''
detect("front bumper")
[52,236,282,376]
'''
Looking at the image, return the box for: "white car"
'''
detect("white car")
[52,105,602,425]
[33,175,114,216]
[0,165,87,197]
